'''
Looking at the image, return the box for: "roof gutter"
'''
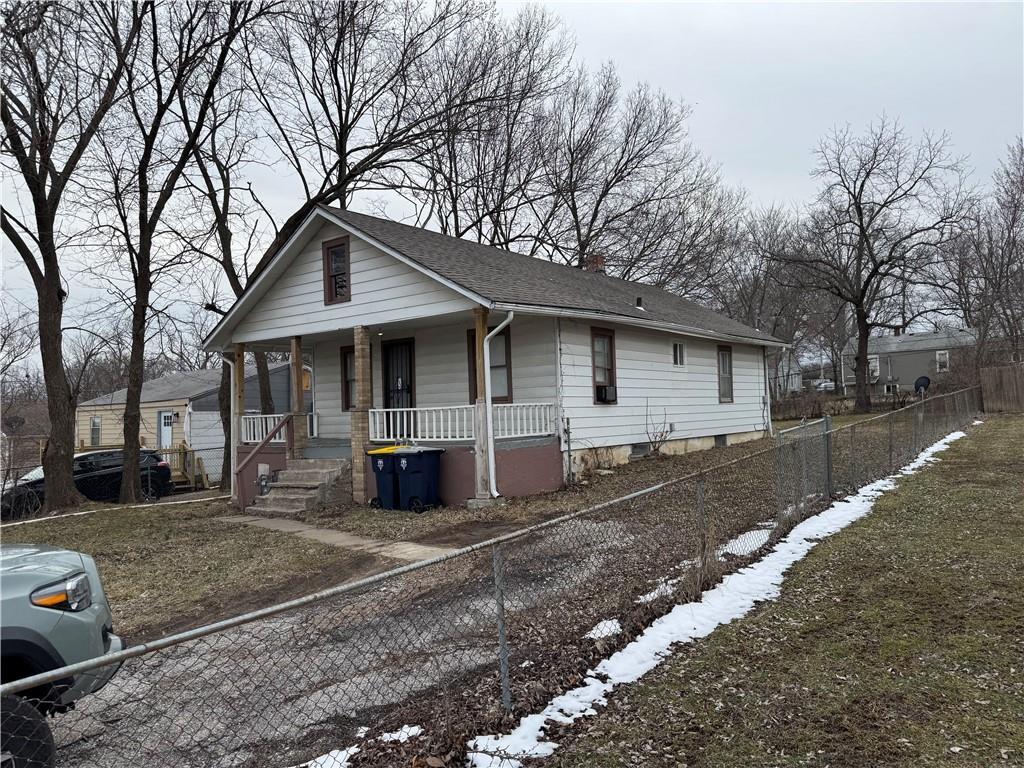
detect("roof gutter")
[490,303,787,348]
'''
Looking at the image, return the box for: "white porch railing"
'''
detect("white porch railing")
[369,405,475,442]
[368,403,557,443]
[241,413,318,444]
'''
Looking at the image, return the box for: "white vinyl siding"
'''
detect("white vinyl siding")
[312,315,558,439]
[232,222,476,343]
[557,319,767,449]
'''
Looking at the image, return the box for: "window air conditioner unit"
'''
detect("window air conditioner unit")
[596,385,617,403]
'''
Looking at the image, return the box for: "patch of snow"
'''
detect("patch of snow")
[972,419,984,425]
[584,619,621,640]
[716,522,774,560]
[380,725,423,743]
[291,746,360,768]
[355,726,369,738]
[465,430,967,768]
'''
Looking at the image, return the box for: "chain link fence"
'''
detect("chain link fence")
[0,387,982,767]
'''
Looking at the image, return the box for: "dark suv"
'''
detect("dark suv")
[1,450,173,519]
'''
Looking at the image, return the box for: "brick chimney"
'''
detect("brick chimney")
[584,253,606,274]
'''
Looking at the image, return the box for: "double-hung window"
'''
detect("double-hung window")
[717,345,733,403]
[935,349,950,373]
[467,328,512,403]
[672,341,687,368]
[90,416,101,446]
[322,236,351,305]
[592,328,617,404]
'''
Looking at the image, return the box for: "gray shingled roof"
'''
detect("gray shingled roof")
[843,328,977,356]
[78,364,286,408]
[321,208,780,345]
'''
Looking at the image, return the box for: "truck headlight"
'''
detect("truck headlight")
[31,573,93,611]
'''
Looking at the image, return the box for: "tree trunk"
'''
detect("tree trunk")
[218,361,231,490]
[118,287,149,503]
[37,281,85,511]
[853,307,872,413]
[254,351,275,413]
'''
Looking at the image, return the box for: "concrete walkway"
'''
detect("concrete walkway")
[216,514,456,562]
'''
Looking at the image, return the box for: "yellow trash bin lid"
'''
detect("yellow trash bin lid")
[366,445,403,455]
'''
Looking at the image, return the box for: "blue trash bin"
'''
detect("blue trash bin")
[394,447,445,513]
[367,447,401,510]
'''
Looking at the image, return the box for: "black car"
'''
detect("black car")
[1,450,173,519]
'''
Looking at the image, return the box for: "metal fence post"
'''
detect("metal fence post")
[887,415,894,470]
[912,402,920,455]
[791,442,800,519]
[696,473,709,586]
[823,415,834,499]
[800,435,808,515]
[491,544,512,713]
[774,434,786,523]
[849,423,858,488]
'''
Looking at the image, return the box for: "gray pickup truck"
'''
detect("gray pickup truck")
[1,544,124,767]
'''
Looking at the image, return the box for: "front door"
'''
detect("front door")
[157,411,174,449]
[382,339,415,409]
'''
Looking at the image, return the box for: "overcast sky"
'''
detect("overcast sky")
[2,1,1022,330]
[527,1,1023,207]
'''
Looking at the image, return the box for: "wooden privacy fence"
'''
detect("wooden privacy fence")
[980,365,1024,412]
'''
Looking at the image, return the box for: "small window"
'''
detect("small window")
[341,346,356,411]
[322,236,351,305]
[592,328,617,404]
[468,328,513,403]
[935,349,950,373]
[867,355,880,380]
[90,416,101,446]
[672,341,687,368]
[717,345,733,403]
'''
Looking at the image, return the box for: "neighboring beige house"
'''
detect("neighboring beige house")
[75,366,305,481]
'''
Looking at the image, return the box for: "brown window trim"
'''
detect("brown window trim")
[467,327,513,403]
[322,235,351,305]
[717,344,734,404]
[591,327,617,404]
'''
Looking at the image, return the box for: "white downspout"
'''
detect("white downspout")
[484,311,514,497]
[223,352,236,499]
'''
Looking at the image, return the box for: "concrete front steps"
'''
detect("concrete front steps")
[247,457,351,519]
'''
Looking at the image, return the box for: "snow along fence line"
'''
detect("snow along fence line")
[0,387,983,768]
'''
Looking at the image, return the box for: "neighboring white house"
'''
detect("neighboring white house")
[203,207,785,507]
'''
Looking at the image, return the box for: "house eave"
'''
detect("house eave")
[490,302,786,348]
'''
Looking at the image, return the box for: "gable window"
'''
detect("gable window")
[468,328,513,403]
[592,328,617,404]
[935,349,950,373]
[672,341,687,368]
[90,415,102,446]
[717,345,733,403]
[322,236,351,305]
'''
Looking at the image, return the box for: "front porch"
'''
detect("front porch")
[230,308,564,510]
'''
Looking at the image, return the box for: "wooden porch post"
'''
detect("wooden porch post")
[473,306,491,500]
[290,335,307,458]
[231,343,245,504]
[350,325,371,504]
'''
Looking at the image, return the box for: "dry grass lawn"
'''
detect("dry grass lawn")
[550,416,1024,767]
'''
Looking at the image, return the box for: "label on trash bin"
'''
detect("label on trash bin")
[376,458,384,470]
[400,458,408,470]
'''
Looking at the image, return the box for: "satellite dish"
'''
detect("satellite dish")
[914,376,930,395]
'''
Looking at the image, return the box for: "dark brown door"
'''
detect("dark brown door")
[382,338,415,409]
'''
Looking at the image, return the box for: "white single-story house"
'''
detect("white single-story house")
[202,207,784,509]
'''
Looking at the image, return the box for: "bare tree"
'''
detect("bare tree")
[403,5,570,250]
[82,1,271,502]
[244,0,510,267]
[531,64,695,269]
[776,118,972,411]
[1,0,147,509]
[930,138,1024,366]
[0,301,36,380]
